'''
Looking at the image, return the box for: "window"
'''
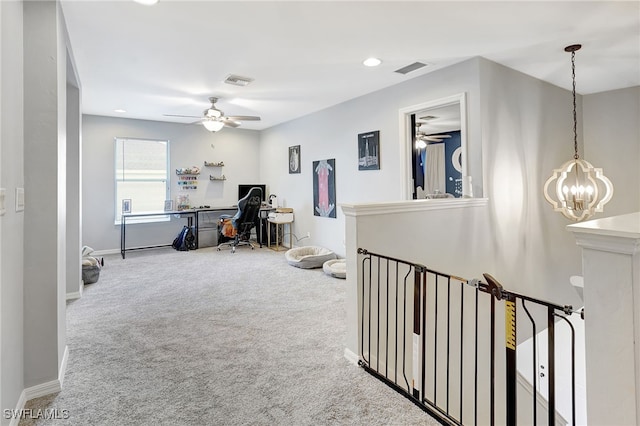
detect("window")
[115,137,170,224]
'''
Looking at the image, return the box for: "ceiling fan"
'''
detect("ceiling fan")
[164,97,261,132]
[414,121,451,148]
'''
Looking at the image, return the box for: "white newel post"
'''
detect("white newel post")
[568,212,640,426]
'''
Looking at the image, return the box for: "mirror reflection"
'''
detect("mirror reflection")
[410,101,463,199]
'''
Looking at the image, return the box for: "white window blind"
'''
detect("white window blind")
[115,137,170,224]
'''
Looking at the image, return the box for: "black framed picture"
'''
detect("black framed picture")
[358,130,380,170]
[289,145,301,174]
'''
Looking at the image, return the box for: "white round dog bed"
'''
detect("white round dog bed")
[323,259,346,279]
[285,246,336,269]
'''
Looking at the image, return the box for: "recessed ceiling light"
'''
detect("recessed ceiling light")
[114,109,126,113]
[363,57,382,67]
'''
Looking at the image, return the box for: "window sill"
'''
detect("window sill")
[115,214,172,226]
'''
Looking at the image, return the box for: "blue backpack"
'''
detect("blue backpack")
[172,226,196,251]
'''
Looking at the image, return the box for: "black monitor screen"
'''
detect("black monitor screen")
[238,184,266,202]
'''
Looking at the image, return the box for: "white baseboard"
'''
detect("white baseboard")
[91,248,119,256]
[66,286,83,301]
[9,390,27,426]
[10,345,69,426]
[344,347,359,365]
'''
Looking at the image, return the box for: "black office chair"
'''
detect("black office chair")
[217,187,263,253]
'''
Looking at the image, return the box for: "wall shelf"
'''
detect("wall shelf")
[205,161,225,180]
[176,167,200,175]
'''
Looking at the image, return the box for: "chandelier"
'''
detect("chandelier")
[543,44,613,221]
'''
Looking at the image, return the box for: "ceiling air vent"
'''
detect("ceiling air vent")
[224,74,254,86]
[394,62,427,75]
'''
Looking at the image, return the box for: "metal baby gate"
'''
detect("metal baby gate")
[357,248,583,426]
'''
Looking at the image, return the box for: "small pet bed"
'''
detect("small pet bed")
[81,246,103,284]
[323,259,346,279]
[285,246,336,269]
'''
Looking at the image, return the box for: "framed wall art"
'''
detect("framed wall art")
[313,158,336,218]
[358,130,380,170]
[289,145,301,174]
[122,199,132,214]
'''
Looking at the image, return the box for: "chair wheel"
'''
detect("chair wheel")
[217,248,221,251]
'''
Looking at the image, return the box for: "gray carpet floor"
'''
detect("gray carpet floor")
[20,246,438,425]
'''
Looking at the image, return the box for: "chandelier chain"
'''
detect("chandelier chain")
[571,50,579,160]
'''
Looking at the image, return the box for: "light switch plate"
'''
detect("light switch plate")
[15,188,24,212]
[0,188,5,216]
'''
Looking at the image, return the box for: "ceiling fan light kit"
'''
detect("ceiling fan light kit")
[202,119,224,132]
[543,44,614,222]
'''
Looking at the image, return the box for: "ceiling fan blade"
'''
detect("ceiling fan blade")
[221,118,240,128]
[417,134,447,142]
[225,115,261,121]
[163,114,201,119]
[418,133,451,139]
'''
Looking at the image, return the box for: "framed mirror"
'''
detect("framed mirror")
[398,93,468,200]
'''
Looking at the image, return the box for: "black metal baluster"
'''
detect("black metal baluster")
[459,280,464,423]
[522,300,538,425]
[434,274,439,405]
[360,252,371,364]
[446,275,451,415]
[402,265,411,391]
[556,313,577,426]
[394,261,399,384]
[385,258,389,378]
[368,254,372,366]
[413,265,421,400]
[490,294,495,426]
[474,286,479,426]
[548,308,556,426]
[421,268,427,403]
[377,256,381,372]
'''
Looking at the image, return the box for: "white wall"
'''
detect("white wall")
[82,115,261,252]
[259,59,482,257]
[583,87,640,216]
[479,58,588,306]
[0,0,25,421]
[23,0,70,390]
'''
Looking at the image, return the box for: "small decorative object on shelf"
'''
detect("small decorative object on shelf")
[176,194,190,211]
[209,174,227,181]
[176,166,201,175]
[204,161,224,167]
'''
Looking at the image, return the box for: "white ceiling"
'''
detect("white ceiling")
[60,0,640,131]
